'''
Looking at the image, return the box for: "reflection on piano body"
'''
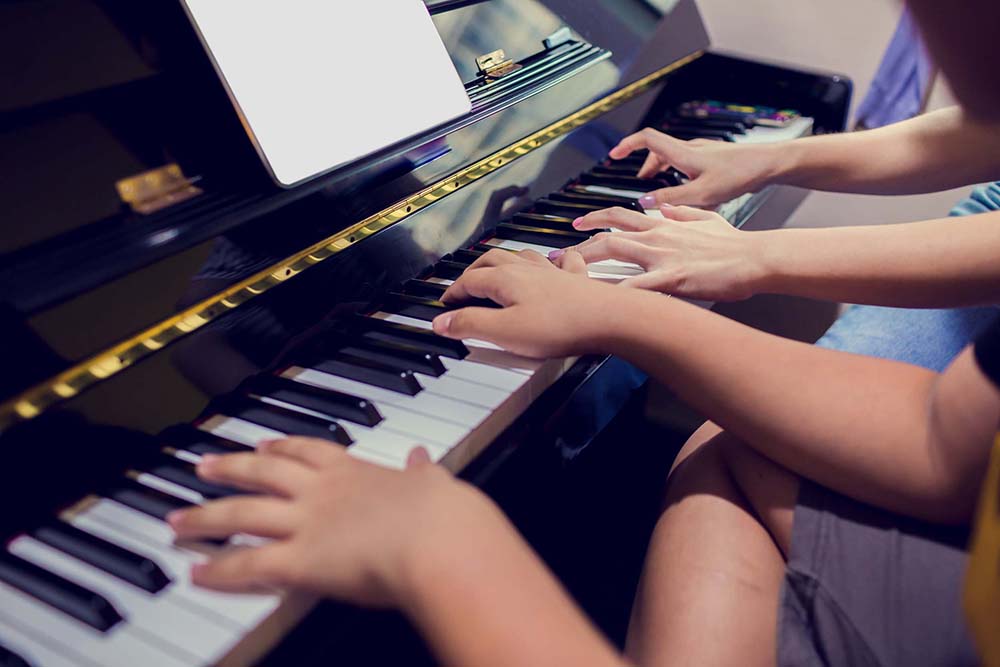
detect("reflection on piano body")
[0,0,850,664]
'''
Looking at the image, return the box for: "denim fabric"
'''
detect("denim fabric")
[813,183,1000,370]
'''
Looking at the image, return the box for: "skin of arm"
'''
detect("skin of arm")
[623,107,1000,208]
[567,205,1000,306]
[169,441,625,667]
[434,251,1000,524]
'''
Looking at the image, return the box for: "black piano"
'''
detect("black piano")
[0,1,850,664]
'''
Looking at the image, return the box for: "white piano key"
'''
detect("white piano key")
[372,313,506,352]
[414,374,511,409]
[424,276,454,285]
[376,403,468,447]
[579,184,646,199]
[346,445,407,470]
[346,422,449,460]
[287,367,492,428]
[200,415,285,447]
[70,503,279,627]
[0,612,98,666]
[439,357,531,392]
[482,238,644,277]
[133,473,205,505]
[10,537,238,664]
[0,581,192,667]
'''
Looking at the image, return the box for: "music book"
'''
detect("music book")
[180,0,472,187]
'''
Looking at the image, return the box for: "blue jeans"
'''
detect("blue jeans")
[815,182,1000,370]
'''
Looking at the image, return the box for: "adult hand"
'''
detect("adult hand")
[611,128,781,209]
[558,205,766,301]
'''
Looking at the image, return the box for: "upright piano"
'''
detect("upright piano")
[0,1,851,664]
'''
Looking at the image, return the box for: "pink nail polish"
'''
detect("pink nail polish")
[572,217,583,228]
[639,195,657,208]
[166,510,185,526]
[548,248,565,260]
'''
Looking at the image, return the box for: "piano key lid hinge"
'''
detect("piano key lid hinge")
[476,49,522,80]
[116,163,203,215]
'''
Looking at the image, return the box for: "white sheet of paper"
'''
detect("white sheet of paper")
[180,0,471,186]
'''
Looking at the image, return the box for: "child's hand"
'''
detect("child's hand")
[168,438,500,607]
[561,205,766,301]
[611,128,780,209]
[432,249,621,358]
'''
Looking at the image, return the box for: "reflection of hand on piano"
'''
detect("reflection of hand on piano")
[559,205,763,301]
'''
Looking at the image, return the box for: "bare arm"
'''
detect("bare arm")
[753,211,1000,306]
[435,252,1000,524]
[772,106,1000,195]
[619,107,1000,208]
[170,441,625,667]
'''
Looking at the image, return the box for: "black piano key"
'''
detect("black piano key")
[351,316,469,359]
[241,375,382,427]
[0,552,122,632]
[533,198,606,217]
[590,164,644,177]
[663,127,735,141]
[493,223,590,249]
[559,187,645,209]
[401,279,448,300]
[213,396,354,444]
[663,117,748,133]
[339,338,446,377]
[0,644,31,667]
[160,424,251,457]
[577,171,671,191]
[146,458,246,500]
[108,482,191,521]
[452,249,485,264]
[382,293,449,321]
[510,213,582,234]
[308,351,423,396]
[432,260,469,281]
[33,522,169,594]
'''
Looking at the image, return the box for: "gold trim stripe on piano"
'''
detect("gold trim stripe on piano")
[0,49,704,430]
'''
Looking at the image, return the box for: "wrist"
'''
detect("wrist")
[750,229,796,295]
[756,141,801,188]
[395,482,513,613]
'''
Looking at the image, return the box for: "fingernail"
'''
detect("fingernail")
[190,562,208,581]
[166,510,186,527]
[548,248,565,260]
[257,439,277,451]
[639,195,657,208]
[659,202,673,209]
[572,217,583,228]
[433,311,454,334]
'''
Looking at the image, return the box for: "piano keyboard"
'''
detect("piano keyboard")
[0,110,812,667]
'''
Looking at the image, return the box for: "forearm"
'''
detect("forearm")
[401,498,624,667]
[750,212,1000,307]
[602,291,986,522]
[761,107,1000,195]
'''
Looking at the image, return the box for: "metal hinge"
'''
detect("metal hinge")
[475,49,522,80]
[116,164,203,215]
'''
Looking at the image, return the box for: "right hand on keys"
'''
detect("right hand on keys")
[613,128,781,209]
[557,205,767,301]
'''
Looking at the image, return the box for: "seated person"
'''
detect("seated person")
[169,251,999,666]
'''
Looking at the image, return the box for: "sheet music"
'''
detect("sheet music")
[180,0,472,186]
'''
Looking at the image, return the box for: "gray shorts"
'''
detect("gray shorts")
[778,481,978,666]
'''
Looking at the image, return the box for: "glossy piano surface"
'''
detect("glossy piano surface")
[0,1,851,664]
